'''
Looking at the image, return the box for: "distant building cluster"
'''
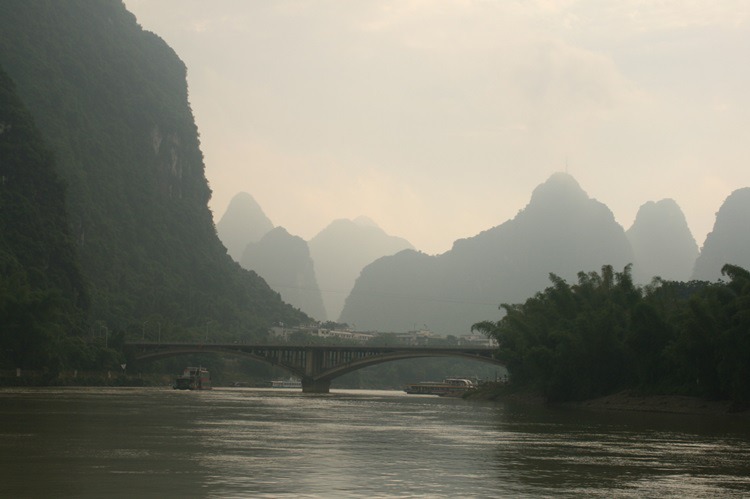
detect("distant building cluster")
[269,325,373,342]
[457,333,498,348]
[314,328,375,342]
[269,324,497,347]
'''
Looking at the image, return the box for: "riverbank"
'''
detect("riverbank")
[0,370,169,387]
[567,390,749,416]
[468,383,749,416]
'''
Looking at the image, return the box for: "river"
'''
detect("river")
[1,387,748,498]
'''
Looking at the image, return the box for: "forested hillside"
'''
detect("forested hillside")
[474,264,750,404]
[0,1,306,344]
[0,66,89,371]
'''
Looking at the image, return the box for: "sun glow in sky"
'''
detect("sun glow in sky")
[124,0,750,255]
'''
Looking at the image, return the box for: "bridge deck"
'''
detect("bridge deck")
[126,341,495,352]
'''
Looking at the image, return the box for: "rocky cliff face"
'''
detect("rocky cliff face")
[241,227,327,320]
[692,188,750,282]
[0,1,306,336]
[309,217,414,321]
[340,173,634,334]
[626,199,699,284]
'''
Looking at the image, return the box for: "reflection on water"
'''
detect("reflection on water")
[0,387,748,498]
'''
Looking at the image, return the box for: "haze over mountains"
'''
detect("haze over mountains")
[692,187,750,282]
[216,193,413,320]
[241,227,327,321]
[218,173,750,334]
[216,192,274,262]
[309,217,414,321]
[626,199,699,284]
[341,173,635,334]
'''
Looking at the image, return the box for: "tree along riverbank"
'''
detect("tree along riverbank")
[467,382,750,416]
[0,369,171,387]
[471,264,750,408]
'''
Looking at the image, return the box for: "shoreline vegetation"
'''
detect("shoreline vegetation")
[471,265,750,410]
[467,382,750,416]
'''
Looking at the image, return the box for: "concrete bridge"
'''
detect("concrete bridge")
[125,342,503,393]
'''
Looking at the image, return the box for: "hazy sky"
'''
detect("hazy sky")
[124,0,749,255]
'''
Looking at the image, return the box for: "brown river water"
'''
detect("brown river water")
[1,387,748,498]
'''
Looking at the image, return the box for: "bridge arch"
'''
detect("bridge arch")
[314,350,503,381]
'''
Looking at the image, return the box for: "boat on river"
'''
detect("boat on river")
[270,377,302,389]
[173,366,212,390]
[403,377,477,397]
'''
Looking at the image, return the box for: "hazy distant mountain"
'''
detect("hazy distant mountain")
[217,192,274,261]
[308,217,414,321]
[692,187,750,281]
[340,173,634,334]
[626,199,698,284]
[241,227,327,320]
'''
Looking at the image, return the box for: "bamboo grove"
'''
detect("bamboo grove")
[473,264,750,404]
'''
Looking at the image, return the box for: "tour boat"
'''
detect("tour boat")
[270,377,302,389]
[403,377,476,397]
[173,366,212,390]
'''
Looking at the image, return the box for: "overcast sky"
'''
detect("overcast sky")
[124,0,749,255]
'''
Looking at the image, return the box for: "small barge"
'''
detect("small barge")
[403,377,476,397]
[173,366,212,390]
[270,378,302,389]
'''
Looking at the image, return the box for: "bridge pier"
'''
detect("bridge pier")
[301,378,330,394]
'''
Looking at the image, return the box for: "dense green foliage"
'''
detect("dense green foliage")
[0,0,306,367]
[473,264,750,404]
[0,65,91,371]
